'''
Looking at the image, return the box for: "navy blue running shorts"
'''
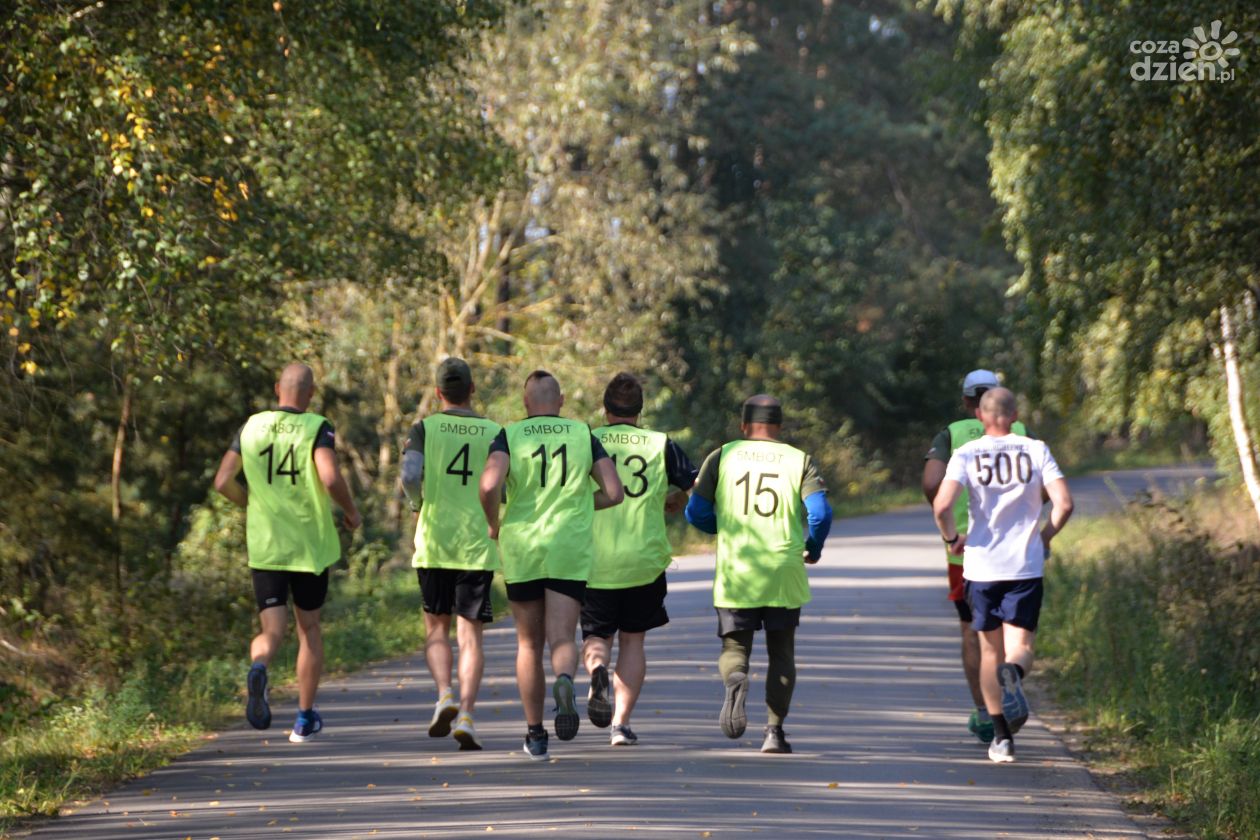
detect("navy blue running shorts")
[965,577,1044,633]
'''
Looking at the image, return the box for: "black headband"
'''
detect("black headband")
[604,396,643,417]
[742,403,783,425]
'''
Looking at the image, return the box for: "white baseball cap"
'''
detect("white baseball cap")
[962,369,1000,397]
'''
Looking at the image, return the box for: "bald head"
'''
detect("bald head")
[276,363,316,410]
[523,369,563,416]
[978,386,1018,434]
[740,393,783,440]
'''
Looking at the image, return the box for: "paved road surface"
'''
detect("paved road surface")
[25,465,1213,839]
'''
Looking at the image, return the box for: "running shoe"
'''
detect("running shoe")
[587,665,613,728]
[428,690,460,738]
[524,729,549,761]
[610,725,638,746]
[968,708,995,744]
[719,671,748,739]
[553,675,580,741]
[246,662,271,730]
[761,724,792,754]
[289,709,323,743]
[988,738,1015,763]
[452,711,482,751]
[998,663,1030,733]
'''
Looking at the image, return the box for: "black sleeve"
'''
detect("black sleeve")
[591,434,609,462]
[313,421,336,450]
[229,425,244,454]
[403,421,426,454]
[924,428,951,462]
[664,438,698,490]
[691,448,722,502]
[489,428,509,456]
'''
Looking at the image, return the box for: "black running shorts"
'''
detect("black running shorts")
[581,573,669,639]
[716,605,801,637]
[505,577,586,604]
[251,568,330,613]
[417,568,494,623]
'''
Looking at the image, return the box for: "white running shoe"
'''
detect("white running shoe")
[452,711,482,751]
[988,738,1015,763]
[428,691,459,738]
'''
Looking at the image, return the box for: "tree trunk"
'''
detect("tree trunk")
[110,375,133,641]
[1218,306,1260,531]
[379,306,404,536]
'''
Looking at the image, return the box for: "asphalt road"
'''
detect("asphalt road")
[24,465,1214,839]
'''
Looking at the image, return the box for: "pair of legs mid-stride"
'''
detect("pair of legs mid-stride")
[969,578,1039,763]
[246,570,327,743]
[419,568,492,750]
[509,581,586,761]
[716,607,798,754]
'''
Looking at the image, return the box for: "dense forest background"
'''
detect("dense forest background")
[3,0,1259,817]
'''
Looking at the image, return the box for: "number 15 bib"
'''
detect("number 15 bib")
[714,439,810,609]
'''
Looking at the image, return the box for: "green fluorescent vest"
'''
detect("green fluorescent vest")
[713,439,810,609]
[590,424,671,589]
[239,410,340,574]
[412,412,503,571]
[499,417,597,584]
[946,418,1028,564]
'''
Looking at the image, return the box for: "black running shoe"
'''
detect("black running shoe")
[761,725,792,754]
[524,729,549,761]
[587,665,613,728]
[553,675,580,741]
[719,671,748,739]
[246,663,271,730]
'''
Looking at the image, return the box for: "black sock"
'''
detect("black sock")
[1013,664,1025,679]
[992,713,1012,743]
[558,673,573,683]
[528,723,545,737]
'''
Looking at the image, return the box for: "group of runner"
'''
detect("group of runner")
[213,362,1070,765]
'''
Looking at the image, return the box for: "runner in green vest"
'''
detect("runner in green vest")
[400,357,501,751]
[581,372,698,746]
[478,370,624,761]
[213,363,360,743]
[921,369,1027,746]
[685,394,832,754]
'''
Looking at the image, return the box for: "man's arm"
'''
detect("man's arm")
[803,491,832,564]
[314,447,361,530]
[213,450,248,509]
[683,449,721,534]
[1040,477,1074,551]
[663,438,698,514]
[932,478,966,556]
[479,451,509,539]
[400,422,425,511]
[591,457,625,510]
[921,428,951,503]
[922,459,947,504]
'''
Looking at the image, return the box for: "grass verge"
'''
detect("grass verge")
[0,567,499,835]
[1039,490,1260,840]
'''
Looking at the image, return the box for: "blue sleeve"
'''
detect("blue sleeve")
[684,493,718,534]
[804,490,832,556]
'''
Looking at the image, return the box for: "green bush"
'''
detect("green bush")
[1041,497,1260,840]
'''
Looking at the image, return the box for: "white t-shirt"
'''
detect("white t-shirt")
[943,433,1064,582]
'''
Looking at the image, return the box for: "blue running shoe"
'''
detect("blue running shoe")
[998,663,1029,733]
[553,675,579,741]
[246,663,271,730]
[289,709,322,743]
[524,729,549,761]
